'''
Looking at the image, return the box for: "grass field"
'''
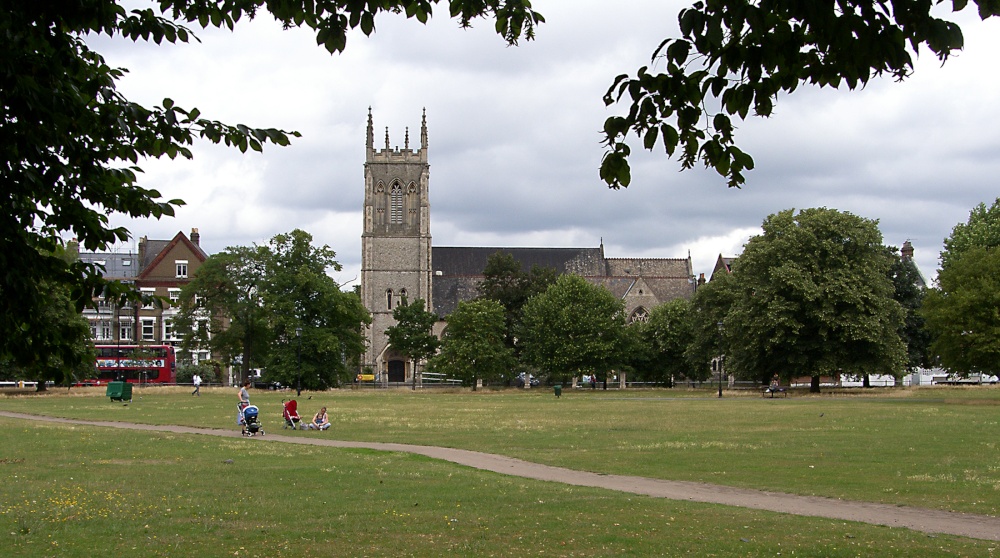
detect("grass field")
[1,385,998,556]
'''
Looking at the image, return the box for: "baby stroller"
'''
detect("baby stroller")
[282,399,301,430]
[241,404,264,437]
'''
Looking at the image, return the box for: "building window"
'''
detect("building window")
[630,307,649,323]
[120,321,133,341]
[389,182,403,224]
[100,321,112,341]
[163,319,176,341]
[175,260,188,278]
[399,288,407,304]
[141,319,156,341]
[386,289,393,310]
[140,288,156,309]
[168,288,181,305]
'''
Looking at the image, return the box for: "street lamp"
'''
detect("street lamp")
[295,327,303,396]
[717,321,724,398]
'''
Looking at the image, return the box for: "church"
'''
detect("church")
[360,111,699,383]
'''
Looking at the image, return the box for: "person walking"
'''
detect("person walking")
[237,380,251,424]
[192,373,202,396]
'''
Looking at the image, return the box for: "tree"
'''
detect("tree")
[519,274,626,384]
[599,1,1000,188]
[685,271,737,383]
[176,230,369,389]
[940,197,1000,268]
[630,299,695,386]
[263,230,370,390]
[0,244,96,388]
[922,199,1000,375]
[176,245,272,385]
[477,251,557,354]
[922,247,1000,375]
[429,299,515,389]
[2,1,541,376]
[726,208,905,392]
[385,298,441,387]
[887,246,932,374]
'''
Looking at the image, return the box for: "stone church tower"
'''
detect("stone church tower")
[360,109,433,382]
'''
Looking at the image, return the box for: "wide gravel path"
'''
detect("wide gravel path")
[4,410,998,542]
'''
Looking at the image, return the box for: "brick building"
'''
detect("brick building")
[80,229,210,363]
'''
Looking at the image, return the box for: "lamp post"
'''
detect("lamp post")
[295,327,303,396]
[717,321,724,398]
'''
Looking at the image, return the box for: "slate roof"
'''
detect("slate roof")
[430,246,695,318]
[78,252,139,281]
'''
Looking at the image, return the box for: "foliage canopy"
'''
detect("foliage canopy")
[600,1,1000,188]
[726,208,905,391]
[2,0,540,375]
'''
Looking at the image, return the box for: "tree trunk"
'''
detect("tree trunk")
[810,375,821,393]
[863,374,871,388]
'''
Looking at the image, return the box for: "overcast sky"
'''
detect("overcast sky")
[92,1,1000,286]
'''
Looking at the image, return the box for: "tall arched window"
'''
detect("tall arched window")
[389,182,403,224]
[630,307,649,323]
[386,289,393,310]
[399,288,407,305]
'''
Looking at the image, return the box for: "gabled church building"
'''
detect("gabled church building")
[360,111,698,383]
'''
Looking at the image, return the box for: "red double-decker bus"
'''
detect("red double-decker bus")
[91,345,177,384]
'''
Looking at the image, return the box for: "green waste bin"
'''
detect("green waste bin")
[554,384,562,398]
[106,381,132,402]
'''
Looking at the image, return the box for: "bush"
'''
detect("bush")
[176,362,219,385]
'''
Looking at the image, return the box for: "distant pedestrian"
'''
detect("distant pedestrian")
[237,380,251,424]
[192,373,202,396]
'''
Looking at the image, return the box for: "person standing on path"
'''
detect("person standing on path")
[237,380,251,424]
[192,373,202,396]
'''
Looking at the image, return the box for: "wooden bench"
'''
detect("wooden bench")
[762,386,787,398]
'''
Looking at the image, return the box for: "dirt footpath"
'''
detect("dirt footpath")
[4,410,998,542]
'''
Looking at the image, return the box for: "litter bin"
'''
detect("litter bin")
[553,384,562,398]
[106,381,132,402]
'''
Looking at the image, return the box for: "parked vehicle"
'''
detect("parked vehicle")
[511,372,539,387]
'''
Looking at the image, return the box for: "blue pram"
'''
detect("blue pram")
[240,404,264,437]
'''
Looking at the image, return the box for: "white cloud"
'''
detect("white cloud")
[91,2,1000,287]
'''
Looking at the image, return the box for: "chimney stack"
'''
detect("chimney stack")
[901,240,914,261]
[191,228,200,246]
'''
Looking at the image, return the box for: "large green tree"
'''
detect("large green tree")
[518,274,626,383]
[629,298,695,386]
[385,298,441,386]
[600,1,1000,188]
[726,208,905,392]
[922,198,1000,375]
[176,245,272,384]
[940,198,1000,267]
[922,247,1000,376]
[429,299,515,390]
[176,230,369,389]
[263,230,369,390]
[477,251,557,355]
[887,246,932,374]
[2,0,540,375]
[685,271,737,383]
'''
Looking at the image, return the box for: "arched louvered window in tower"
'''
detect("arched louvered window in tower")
[390,182,403,224]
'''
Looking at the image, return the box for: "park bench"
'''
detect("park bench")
[762,386,787,398]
